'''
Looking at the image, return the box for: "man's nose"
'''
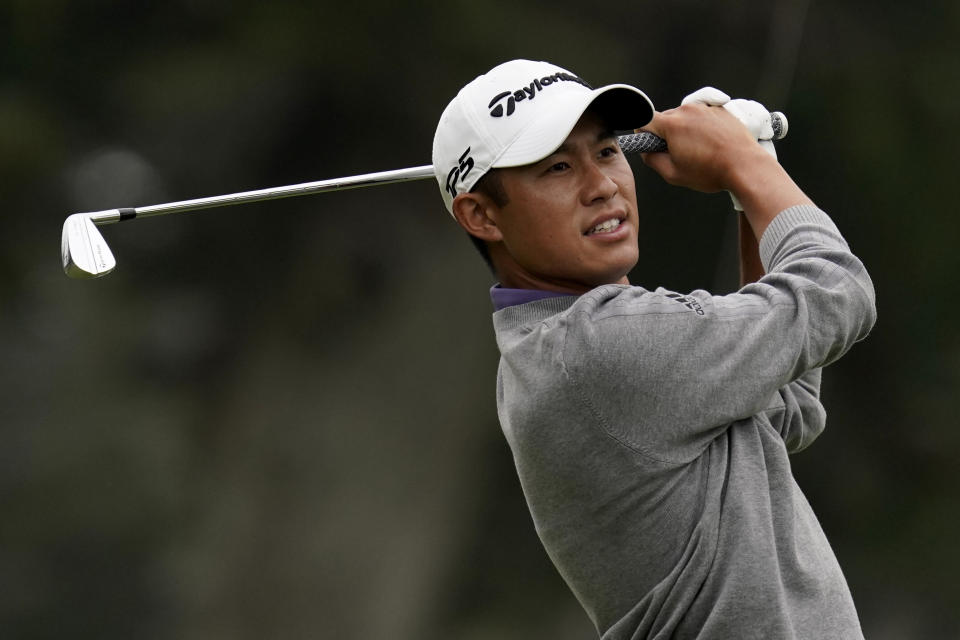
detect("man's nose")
[581,161,619,204]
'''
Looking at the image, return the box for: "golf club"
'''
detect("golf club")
[62,113,787,279]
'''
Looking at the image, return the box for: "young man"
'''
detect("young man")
[432,59,875,639]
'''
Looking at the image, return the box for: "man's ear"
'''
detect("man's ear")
[451,192,503,243]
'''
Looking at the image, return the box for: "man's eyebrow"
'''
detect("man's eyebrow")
[549,129,618,156]
[598,128,617,142]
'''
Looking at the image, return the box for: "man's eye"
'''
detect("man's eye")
[600,146,619,158]
[548,162,570,172]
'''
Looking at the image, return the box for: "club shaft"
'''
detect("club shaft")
[88,164,436,224]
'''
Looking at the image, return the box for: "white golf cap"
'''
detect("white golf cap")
[432,59,655,214]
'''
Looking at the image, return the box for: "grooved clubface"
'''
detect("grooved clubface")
[62,213,116,278]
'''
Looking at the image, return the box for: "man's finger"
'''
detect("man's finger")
[722,99,775,141]
[638,147,678,184]
[634,110,665,138]
[681,86,731,107]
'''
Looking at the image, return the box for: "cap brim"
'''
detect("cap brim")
[492,84,654,168]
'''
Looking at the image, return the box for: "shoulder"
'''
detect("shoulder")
[564,284,712,328]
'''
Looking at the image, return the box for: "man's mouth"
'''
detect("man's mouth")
[586,218,624,235]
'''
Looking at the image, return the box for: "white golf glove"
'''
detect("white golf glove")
[681,87,778,210]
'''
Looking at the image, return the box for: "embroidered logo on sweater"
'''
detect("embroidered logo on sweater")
[665,292,705,316]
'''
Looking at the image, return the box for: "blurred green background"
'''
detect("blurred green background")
[2,1,957,638]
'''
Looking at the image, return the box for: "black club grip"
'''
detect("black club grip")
[616,111,787,154]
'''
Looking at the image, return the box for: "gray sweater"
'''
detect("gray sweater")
[492,205,876,639]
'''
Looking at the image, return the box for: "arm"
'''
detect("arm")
[567,106,874,461]
[566,207,873,462]
[742,210,828,451]
[739,212,764,286]
[772,369,826,453]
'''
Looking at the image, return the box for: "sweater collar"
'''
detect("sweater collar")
[490,284,577,311]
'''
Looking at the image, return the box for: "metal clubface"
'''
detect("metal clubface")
[62,213,117,279]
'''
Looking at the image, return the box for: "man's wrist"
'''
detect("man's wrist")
[726,151,812,239]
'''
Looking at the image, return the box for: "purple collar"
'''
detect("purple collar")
[490,285,577,311]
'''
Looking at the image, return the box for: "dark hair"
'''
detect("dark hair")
[466,169,509,273]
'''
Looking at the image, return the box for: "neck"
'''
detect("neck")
[492,250,630,294]
[498,272,597,295]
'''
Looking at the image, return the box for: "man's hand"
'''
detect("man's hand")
[681,87,778,163]
[639,103,766,194]
[639,96,813,240]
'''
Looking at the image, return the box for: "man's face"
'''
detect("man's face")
[488,111,640,293]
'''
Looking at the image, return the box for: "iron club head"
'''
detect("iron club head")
[62,213,116,278]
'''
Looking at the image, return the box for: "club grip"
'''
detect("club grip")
[617,111,787,154]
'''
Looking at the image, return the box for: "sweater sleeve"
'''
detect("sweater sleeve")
[766,369,826,453]
[560,205,875,464]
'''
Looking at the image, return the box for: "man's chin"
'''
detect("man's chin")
[582,265,635,289]
[592,274,631,288]
[592,258,638,287]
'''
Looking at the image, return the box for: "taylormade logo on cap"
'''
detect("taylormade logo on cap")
[487,72,593,117]
[432,59,655,216]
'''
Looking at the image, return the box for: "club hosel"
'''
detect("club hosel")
[85,208,138,225]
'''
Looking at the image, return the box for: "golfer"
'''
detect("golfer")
[433,59,875,639]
